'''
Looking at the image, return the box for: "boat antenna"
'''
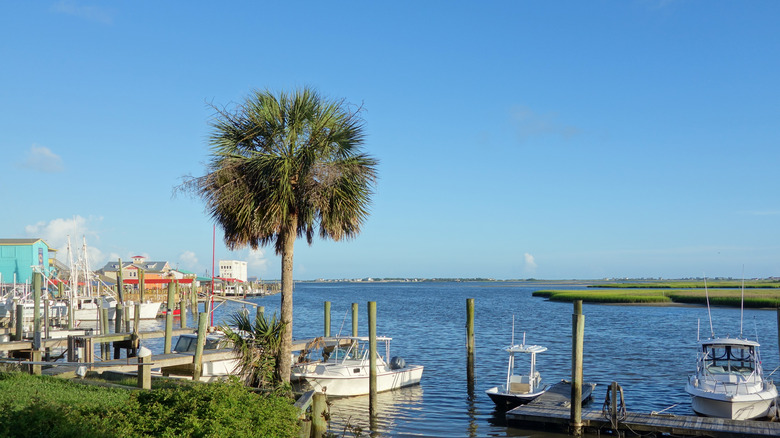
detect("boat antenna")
[704,275,714,338]
[511,314,515,346]
[697,318,700,342]
[740,266,745,338]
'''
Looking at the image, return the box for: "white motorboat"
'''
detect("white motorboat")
[685,337,778,420]
[291,336,424,397]
[486,342,549,409]
[162,333,240,381]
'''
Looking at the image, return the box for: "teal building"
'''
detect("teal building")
[0,238,54,284]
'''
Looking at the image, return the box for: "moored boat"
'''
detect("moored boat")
[291,336,423,397]
[486,342,549,410]
[685,336,778,420]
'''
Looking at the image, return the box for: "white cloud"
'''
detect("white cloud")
[523,252,538,275]
[19,144,64,173]
[179,251,199,271]
[25,216,104,268]
[50,1,115,25]
[247,249,269,276]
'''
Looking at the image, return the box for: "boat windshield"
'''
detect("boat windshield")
[703,344,755,374]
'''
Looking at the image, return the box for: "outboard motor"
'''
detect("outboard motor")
[390,356,406,370]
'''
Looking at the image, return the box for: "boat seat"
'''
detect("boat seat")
[509,382,531,394]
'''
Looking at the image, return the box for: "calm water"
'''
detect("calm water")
[161,282,780,437]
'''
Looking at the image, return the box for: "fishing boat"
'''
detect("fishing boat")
[291,336,424,397]
[684,276,779,420]
[486,341,549,409]
[685,337,778,420]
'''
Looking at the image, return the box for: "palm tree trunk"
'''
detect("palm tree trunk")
[278,215,296,384]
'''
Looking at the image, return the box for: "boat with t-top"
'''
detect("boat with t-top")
[291,336,423,397]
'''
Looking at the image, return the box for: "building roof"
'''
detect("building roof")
[0,238,52,247]
[100,260,170,273]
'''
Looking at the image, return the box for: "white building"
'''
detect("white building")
[218,260,247,282]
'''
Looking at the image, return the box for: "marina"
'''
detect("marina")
[1,281,780,437]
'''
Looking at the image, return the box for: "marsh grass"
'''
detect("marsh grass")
[591,280,780,289]
[534,288,780,307]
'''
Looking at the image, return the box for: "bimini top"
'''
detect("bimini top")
[699,337,760,348]
[505,344,547,354]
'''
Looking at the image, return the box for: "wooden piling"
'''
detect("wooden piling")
[14,304,23,341]
[138,354,151,389]
[115,303,124,334]
[466,298,475,355]
[570,300,584,436]
[139,269,145,302]
[256,306,264,322]
[164,282,174,354]
[311,392,328,437]
[193,312,208,381]
[368,301,377,417]
[33,272,41,351]
[351,303,358,337]
[324,301,331,337]
[180,288,187,328]
[134,302,141,334]
[43,299,50,341]
[466,298,475,399]
[63,282,73,330]
[101,307,110,360]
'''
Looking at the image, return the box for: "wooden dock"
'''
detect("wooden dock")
[506,382,780,437]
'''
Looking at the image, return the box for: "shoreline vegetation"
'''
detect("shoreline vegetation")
[0,373,300,438]
[535,279,780,308]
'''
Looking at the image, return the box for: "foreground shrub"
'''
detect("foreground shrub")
[0,373,300,438]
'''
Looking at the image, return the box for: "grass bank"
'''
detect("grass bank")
[0,372,300,438]
[590,279,780,289]
[533,289,780,308]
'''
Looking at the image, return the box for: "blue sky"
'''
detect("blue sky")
[1,1,779,280]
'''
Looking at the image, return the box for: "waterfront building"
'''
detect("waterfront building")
[0,238,55,284]
[218,260,247,283]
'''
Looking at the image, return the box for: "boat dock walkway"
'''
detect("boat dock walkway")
[506,382,780,437]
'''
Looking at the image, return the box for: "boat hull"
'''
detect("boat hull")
[686,382,778,420]
[485,385,545,410]
[294,365,424,397]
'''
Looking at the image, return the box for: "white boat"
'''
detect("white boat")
[486,342,549,409]
[162,333,240,381]
[103,296,162,320]
[685,337,778,420]
[291,336,424,397]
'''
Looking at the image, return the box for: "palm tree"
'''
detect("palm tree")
[185,87,377,383]
[220,310,286,388]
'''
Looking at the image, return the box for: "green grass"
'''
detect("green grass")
[0,373,300,438]
[533,288,780,308]
[590,280,780,289]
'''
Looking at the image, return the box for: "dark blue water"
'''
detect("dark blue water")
[171,282,780,437]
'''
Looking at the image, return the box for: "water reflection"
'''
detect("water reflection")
[327,385,424,436]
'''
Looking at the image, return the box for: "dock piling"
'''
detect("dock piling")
[324,301,331,337]
[33,272,41,351]
[311,392,328,437]
[193,312,208,381]
[351,303,358,337]
[368,301,377,418]
[14,304,23,341]
[164,282,174,354]
[571,300,584,437]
